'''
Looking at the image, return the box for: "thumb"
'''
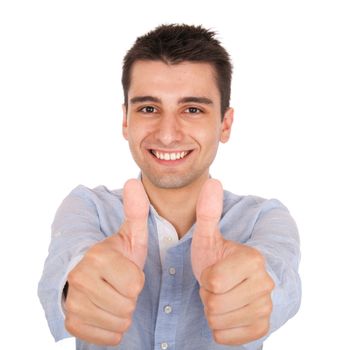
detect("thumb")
[192,179,224,283]
[195,179,223,239]
[122,179,149,247]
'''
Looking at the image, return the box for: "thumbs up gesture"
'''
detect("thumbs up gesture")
[191,179,275,345]
[64,179,149,346]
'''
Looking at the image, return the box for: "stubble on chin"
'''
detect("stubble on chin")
[143,170,204,190]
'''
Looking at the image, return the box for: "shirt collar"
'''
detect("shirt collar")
[137,172,210,242]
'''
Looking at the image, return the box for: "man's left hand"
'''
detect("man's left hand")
[191,179,275,345]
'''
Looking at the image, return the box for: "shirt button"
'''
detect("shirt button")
[168,267,176,275]
[164,305,172,314]
[161,342,169,349]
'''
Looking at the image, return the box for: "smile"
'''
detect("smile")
[149,150,192,161]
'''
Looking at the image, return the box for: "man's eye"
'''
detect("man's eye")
[185,107,202,114]
[140,106,156,113]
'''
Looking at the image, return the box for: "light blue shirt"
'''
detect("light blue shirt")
[38,182,301,350]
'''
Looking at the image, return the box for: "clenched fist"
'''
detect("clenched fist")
[191,179,275,345]
[64,179,149,346]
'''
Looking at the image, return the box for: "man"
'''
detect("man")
[38,24,301,350]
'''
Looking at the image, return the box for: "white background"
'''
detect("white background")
[1,0,337,348]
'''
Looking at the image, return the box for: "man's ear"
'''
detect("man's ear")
[122,104,128,140]
[220,107,234,143]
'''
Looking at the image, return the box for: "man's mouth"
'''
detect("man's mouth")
[149,149,192,161]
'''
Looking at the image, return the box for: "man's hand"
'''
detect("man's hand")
[64,179,149,346]
[191,179,275,345]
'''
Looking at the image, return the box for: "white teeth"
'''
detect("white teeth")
[151,150,189,160]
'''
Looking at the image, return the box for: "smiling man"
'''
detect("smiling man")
[123,59,234,237]
[38,24,301,350]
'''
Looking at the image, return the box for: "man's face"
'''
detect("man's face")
[122,60,233,189]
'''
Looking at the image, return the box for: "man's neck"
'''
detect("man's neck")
[141,173,210,238]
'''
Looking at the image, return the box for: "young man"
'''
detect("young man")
[38,24,301,350]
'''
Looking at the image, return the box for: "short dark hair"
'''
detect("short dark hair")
[122,24,233,119]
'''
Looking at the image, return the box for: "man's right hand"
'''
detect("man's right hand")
[64,179,149,346]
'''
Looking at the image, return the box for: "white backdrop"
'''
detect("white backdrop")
[1,0,337,348]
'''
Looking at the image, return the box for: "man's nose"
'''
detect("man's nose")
[154,114,183,145]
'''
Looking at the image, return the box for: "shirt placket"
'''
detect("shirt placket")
[153,243,184,350]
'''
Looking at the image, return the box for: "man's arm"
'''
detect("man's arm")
[38,185,108,341]
[38,180,150,345]
[245,197,301,336]
[191,179,301,346]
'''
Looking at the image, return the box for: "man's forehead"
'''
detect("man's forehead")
[130,59,216,77]
[128,60,220,102]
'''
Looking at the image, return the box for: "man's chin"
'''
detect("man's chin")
[145,173,196,190]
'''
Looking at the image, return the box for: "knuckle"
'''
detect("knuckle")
[85,246,105,267]
[256,302,273,319]
[207,315,217,330]
[136,270,145,290]
[266,297,273,313]
[264,301,273,316]
[124,299,137,316]
[206,274,223,294]
[212,330,223,344]
[252,321,270,339]
[119,318,132,333]
[111,332,123,345]
[67,270,84,290]
[251,252,265,270]
[64,297,78,314]
[64,316,79,337]
[267,276,275,291]
[212,329,243,346]
[101,332,123,346]
[204,296,217,314]
[256,273,275,295]
[212,330,229,345]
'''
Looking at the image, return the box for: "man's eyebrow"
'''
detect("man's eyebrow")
[129,96,162,104]
[129,95,214,105]
[178,96,213,105]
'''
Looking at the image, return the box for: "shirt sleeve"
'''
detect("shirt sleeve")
[37,185,107,342]
[59,253,85,318]
[244,198,301,345]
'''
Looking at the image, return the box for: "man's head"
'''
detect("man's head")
[122,24,232,120]
[121,24,234,190]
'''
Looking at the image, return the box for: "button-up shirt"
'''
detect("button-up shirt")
[38,183,301,350]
